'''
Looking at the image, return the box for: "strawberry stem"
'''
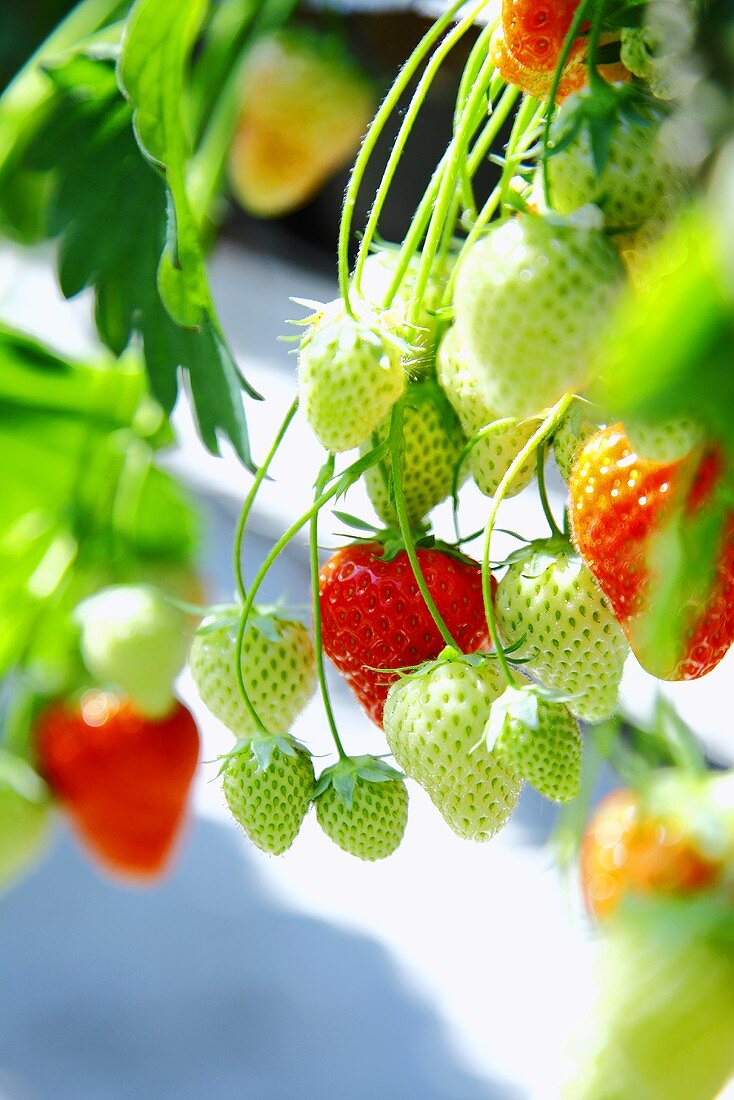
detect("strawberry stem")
[310,456,348,760]
[388,400,458,650]
[236,443,390,670]
[338,0,469,317]
[481,395,574,686]
[406,45,497,331]
[233,397,299,605]
[352,0,491,299]
[536,442,564,539]
[541,0,596,208]
[231,397,299,736]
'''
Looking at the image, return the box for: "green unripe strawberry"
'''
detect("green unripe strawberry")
[436,326,535,498]
[546,89,675,231]
[0,752,52,892]
[314,756,408,861]
[363,377,467,527]
[298,300,406,452]
[564,896,734,1100]
[383,654,522,842]
[75,585,188,718]
[493,689,581,803]
[553,402,606,482]
[189,607,316,736]
[222,736,315,855]
[454,215,623,420]
[495,539,628,722]
[624,416,701,463]
[359,250,452,373]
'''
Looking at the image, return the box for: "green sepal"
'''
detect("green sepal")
[484,681,579,752]
[547,82,666,178]
[216,733,311,776]
[314,755,404,810]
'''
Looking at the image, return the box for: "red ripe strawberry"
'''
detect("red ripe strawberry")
[319,543,492,727]
[570,425,734,680]
[37,692,199,881]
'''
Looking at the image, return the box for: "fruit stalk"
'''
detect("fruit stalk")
[388,400,457,650]
[310,456,347,759]
[482,395,573,683]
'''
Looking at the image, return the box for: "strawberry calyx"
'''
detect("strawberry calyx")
[217,732,311,775]
[548,80,667,184]
[314,755,403,810]
[330,514,482,567]
[496,533,580,575]
[484,679,578,752]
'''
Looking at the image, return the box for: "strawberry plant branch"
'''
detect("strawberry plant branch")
[310,456,347,761]
[540,0,596,206]
[481,395,573,685]
[388,400,457,650]
[337,0,468,316]
[406,48,498,330]
[451,417,517,540]
[352,0,492,297]
[235,443,390,663]
[230,398,300,737]
[443,96,545,307]
[378,82,519,318]
[536,442,564,539]
[232,397,299,606]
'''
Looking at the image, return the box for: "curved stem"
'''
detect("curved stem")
[388,401,457,650]
[231,398,300,737]
[338,0,468,314]
[353,0,490,295]
[232,397,299,604]
[310,456,347,760]
[444,97,544,306]
[238,442,390,660]
[407,48,497,329]
[536,442,564,539]
[541,0,596,206]
[482,395,573,686]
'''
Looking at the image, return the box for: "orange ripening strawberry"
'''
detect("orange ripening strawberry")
[501,0,586,73]
[570,425,734,680]
[581,785,724,921]
[489,26,587,102]
[37,692,199,881]
[319,543,492,728]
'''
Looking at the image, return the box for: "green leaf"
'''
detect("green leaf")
[118,0,210,329]
[22,52,258,466]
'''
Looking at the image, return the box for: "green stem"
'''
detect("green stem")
[444,97,544,306]
[231,398,300,737]
[388,401,457,650]
[407,48,498,329]
[232,397,299,605]
[238,442,390,664]
[353,0,491,295]
[541,0,596,206]
[310,456,347,760]
[338,0,468,315]
[536,442,564,539]
[451,417,517,540]
[482,395,573,685]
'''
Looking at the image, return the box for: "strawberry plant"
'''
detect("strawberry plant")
[2,0,734,1092]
